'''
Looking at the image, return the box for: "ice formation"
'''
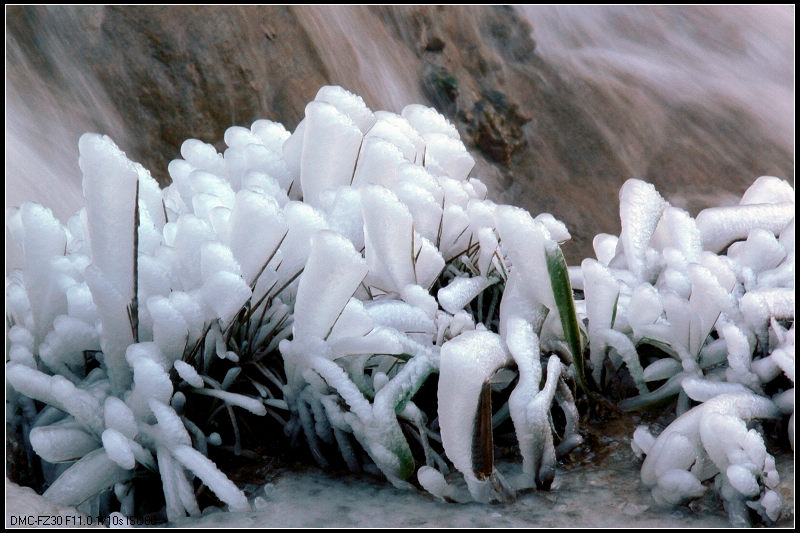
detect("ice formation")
[6,86,793,526]
[6,86,582,519]
[573,177,794,525]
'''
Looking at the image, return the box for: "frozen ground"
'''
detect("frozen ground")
[7,435,793,528]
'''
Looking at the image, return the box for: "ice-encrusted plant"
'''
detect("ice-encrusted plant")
[6,134,258,520]
[571,177,794,525]
[273,87,585,502]
[6,86,585,519]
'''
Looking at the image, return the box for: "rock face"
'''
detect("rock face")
[6,5,793,263]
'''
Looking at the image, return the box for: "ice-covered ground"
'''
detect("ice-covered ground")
[7,438,793,528]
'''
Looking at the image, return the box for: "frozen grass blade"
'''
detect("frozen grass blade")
[472,381,494,481]
[128,180,140,343]
[545,242,585,391]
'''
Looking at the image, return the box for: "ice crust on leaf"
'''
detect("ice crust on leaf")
[739,175,794,205]
[102,428,136,470]
[437,276,491,314]
[174,360,204,388]
[300,101,363,207]
[402,104,460,139]
[16,202,68,345]
[79,133,138,303]
[362,186,416,292]
[315,85,376,134]
[506,317,564,490]
[7,364,104,434]
[30,422,100,463]
[226,190,287,284]
[495,206,556,310]
[104,396,138,440]
[352,137,405,188]
[43,448,131,507]
[438,330,510,500]
[696,202,794,253]
[171,445,249,512]
[618,179,667,280]
[293,230,368,340]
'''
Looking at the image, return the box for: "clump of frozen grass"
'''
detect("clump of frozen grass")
[6,135,254,521]
[572,176,794,525]
[6,86,582,518]
[277,87,583,502]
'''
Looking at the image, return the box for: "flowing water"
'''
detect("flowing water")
[521,5,794,153]
[520,6,794,214]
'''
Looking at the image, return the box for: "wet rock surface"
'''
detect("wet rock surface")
[7,5,793,262]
